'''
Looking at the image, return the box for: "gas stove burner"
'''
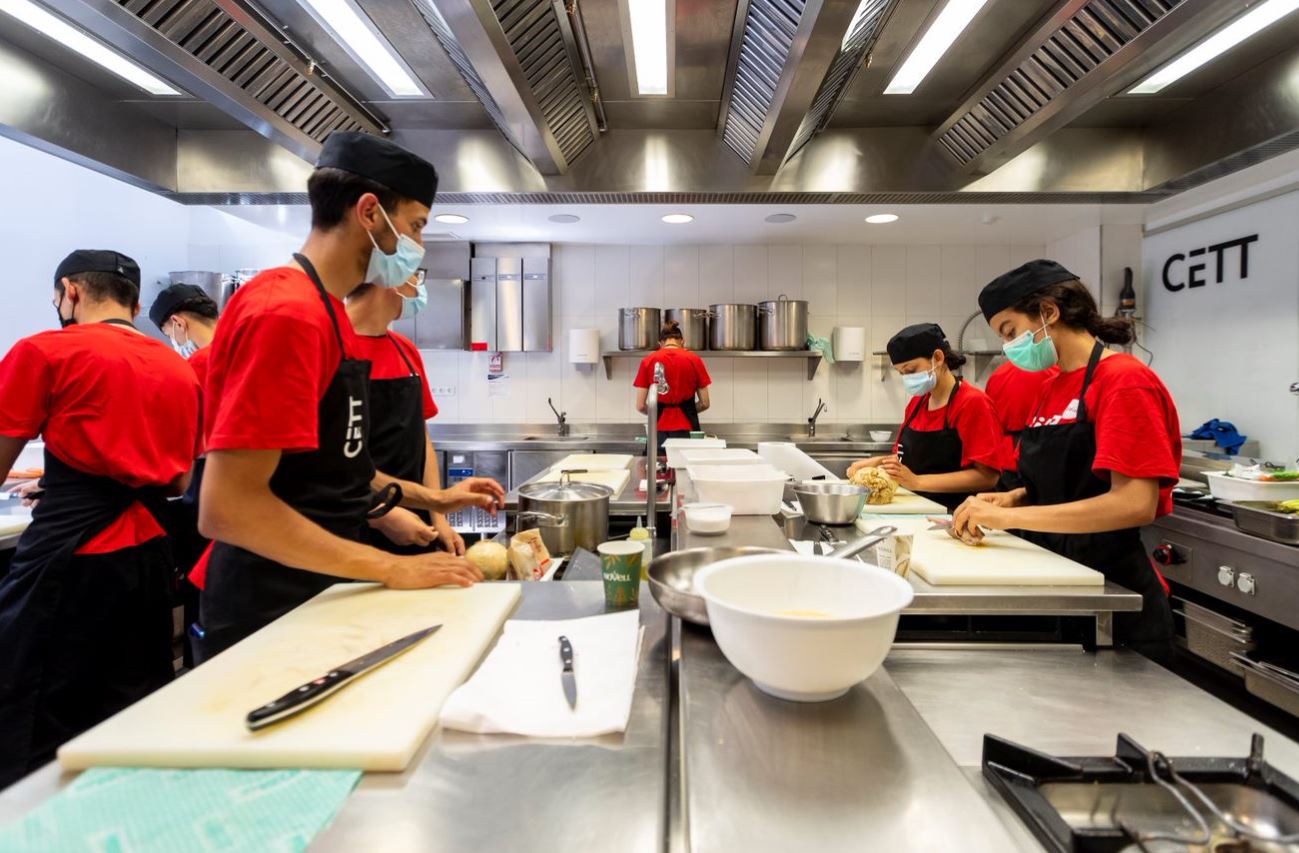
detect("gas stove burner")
[983,733,1299,852]
[1173,488,1236,519]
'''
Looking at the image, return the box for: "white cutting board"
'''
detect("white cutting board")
[59,583,521,771]
[856,517,1104,586]
[858,488,947,515]
[0,509,32,537]
[536,466,631,495]
[553,453,634,471]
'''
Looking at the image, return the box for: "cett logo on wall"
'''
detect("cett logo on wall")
[1161,234,1258,292]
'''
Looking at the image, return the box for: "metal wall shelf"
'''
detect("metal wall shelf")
[600,350,823,380]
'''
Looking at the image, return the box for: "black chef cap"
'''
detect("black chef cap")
[149,283,214,331]
[887,323,948,365]
[979,259,1078,322]
[54,250,140,288]
[315,131,438,207]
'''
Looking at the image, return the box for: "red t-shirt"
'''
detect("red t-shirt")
[350,332,438,420]
[204,267,359,453]
[188,344,212,455]
[1025,353,1182,517]
[633,347,712,431]
[983,361,1058,469]
[893,380,1003,471]
[0,323,200,554]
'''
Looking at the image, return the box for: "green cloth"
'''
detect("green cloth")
[0,767,361,852]
[806,334,835,364]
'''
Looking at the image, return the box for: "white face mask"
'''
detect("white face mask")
[169,323,197,358]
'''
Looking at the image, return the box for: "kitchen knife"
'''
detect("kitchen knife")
[246,624,442,731]
[559,635,577,710]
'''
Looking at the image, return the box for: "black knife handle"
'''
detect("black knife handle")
[246,669,353,731]
[558,635,573,671]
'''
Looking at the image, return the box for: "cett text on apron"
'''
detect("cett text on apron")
[197,255,375,663]
[0,321,175,787]
[1016,342,1173,657]
[366,336,434,555]
[896,378,974,513]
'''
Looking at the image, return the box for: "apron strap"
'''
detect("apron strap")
[942,378,961,430]
[100,318,137,329]
[293,253,350,357]
[387,334,419,377]
[1074,340,1105,424]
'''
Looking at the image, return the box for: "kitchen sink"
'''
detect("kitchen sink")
[787,433,850,442]
[521,435,588,441]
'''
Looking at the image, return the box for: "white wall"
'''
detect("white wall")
[0,137,304,350]
[421,242,1045,425]
[1142,189,1299,462]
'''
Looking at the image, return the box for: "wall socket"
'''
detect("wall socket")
[432,385,457,397]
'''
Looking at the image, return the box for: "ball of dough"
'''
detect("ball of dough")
[466,540,510,580]
[850,467,899,505]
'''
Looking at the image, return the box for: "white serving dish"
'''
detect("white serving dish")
[696,554,914,702]
[1205,472,1299,503]
[681,502,733,534]
[869,430,893,443]
[688,465,789,515]
[679,448,763,467]
[664,438,726,468]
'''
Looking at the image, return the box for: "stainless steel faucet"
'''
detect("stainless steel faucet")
[547,397,569,437]
[646,363,669,542]
[808,398,827,437]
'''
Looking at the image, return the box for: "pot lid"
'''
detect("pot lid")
[519,473,614,500]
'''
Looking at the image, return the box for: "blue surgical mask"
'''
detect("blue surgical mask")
[1003,322,1058,372]
[365,207,425,288]
[399,281,428,320]
[901,366,938,396]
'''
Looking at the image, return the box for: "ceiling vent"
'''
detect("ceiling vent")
[721,0,809,164]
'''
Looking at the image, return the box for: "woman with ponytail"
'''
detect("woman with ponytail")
[634,320,711,451]
[954,260,1181,658]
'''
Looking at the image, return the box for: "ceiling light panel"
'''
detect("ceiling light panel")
[622,0,673,96]
[662,213,693,224]
[885,0,990,95]
[0,0,180,95]
[1129,0,1299,94]
[298,0,425,97]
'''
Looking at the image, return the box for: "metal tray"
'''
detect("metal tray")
[1176,602,1254,676]
[1231,501,1299,546]
[1232,653,1299,716]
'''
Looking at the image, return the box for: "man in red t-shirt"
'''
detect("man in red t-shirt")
[634,322,711,449]
[346,275,463,555]
[195,133,502,662]
[0,250,200,785]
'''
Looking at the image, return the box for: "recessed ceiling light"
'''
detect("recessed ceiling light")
[764,213,797,224]
[662,214,693,224]
[884,0,991,95]
[865,213,899,224]
[625,0,670,95]
[1128,0,1299,95]
[298,0,424,97]
[548,214,581,224]
[0,0,180,95]
[434,214,469,225]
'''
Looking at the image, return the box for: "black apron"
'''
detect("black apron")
[196,255,375,663]
[364,336,434,555]
[896,379,974,513]
[1017,342,1173,658]
[163,457,207,667]
[0,438,175,786]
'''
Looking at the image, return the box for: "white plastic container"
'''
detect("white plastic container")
[664,438,726,468]
[682,503,733,534]
[757,442,836,481]
[679,448,763,467]
[696,553,914,702]
[688,465,789,515]
[1205,472,1299,503]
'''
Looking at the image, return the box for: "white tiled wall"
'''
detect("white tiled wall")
[422,241,1045,425]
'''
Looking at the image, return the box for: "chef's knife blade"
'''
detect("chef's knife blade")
[559,635,577,710]
[246,624,442,731]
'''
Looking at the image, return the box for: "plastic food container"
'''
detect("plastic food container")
[869,430,893,443]
[679,448,764,467]
[688,465,789,516]
[682,503,734,534]
[1205,472,1299,503]
[664,438,726,468]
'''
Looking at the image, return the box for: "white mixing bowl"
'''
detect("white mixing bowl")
[695,554,914,702]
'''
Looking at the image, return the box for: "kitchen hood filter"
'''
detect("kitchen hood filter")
[721,0,809,164]
[937,0,1184,166]
[108,0,381,143]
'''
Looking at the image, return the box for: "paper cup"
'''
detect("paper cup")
[872,533,913,578]
[598,541,643,609]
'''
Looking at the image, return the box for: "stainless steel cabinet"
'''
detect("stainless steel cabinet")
[510,450,570,489]
[470,258,498,351]
[495,258,524,352]
[468,250,553,352]
[522,257,552,351]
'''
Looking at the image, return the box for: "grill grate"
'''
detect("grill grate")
[722,0,809,163]
[112,0,377,141]
[938,0,1183,165]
